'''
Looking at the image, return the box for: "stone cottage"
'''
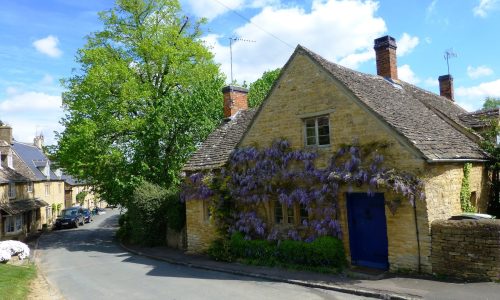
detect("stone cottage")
[183,35,490,274]
[0,126,48,240]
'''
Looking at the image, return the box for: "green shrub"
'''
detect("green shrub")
[208,233,346,270]
[124,181,186,246]
[207,239,233,262]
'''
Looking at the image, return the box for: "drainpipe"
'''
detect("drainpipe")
[412,201,421,273]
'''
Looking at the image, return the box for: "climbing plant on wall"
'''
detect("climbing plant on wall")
[460,163,475,213]
[182,139,425,242]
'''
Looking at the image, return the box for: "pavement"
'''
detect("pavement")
[121,243,500,300]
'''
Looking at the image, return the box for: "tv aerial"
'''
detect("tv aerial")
[228,37,255,83]
[444,48,457,75]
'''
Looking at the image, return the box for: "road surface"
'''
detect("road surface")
[36,209,373,300]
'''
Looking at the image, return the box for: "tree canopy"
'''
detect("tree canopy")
[247,68,281,108]
[54,0,225,206]
[482,97,500,109]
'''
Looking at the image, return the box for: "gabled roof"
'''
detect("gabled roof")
[184,45,487,172]
[0,141,37,183]
[184,109,257,171]
[11,141,61,181]
[459,108,500,129]
[298,45,486,161]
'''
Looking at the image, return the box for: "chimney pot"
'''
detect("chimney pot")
[374,35,398,80]
[222,85,249,118]
[438,75,454,101]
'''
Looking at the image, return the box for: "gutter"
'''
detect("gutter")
[426,159,488,163]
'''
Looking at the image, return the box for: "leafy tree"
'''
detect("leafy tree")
[479,117,500,216]
[482,97,500,109]
[54,0,225,207]
[247,68,281,108]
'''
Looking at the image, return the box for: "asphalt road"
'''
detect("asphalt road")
[36,209,373,300]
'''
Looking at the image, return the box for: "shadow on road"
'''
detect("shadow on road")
[37,211,275,283]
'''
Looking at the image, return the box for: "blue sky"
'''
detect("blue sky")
[1,0,500,145]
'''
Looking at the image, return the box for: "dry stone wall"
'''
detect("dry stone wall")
[431,219,500,281]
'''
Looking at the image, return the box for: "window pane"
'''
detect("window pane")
[299,204,308,223]
[287,206,294,224]
[274,201,283,224]
[317,116,329,126]
[306,136,316,146]
[318,135,330,145]
[318,124,329,135]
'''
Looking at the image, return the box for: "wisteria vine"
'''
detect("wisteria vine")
[182,139,425,242]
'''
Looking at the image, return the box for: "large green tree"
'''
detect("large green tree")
[55,0,225,206]
[247,68,281,108]
[482,97,500,109]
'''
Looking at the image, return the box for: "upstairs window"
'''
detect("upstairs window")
[7,151,13,169]
[45,183,50,196]
[304,116,330,146]
[27,181,33,193]
[8,181,16,199]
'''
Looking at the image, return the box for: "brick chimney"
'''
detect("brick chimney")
[0,125,13,145]
[374,35,398,80]
[438,75,454,101]
[222,85,248,118]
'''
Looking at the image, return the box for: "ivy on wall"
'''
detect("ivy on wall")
[460,163,475,213]
[182,139,425,242]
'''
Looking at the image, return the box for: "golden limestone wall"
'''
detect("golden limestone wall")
[186,199,218,253]
[34,181,65,225]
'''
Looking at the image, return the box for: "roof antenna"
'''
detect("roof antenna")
[229,37,255,84]
[444,48,457,75]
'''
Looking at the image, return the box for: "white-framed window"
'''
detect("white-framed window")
[8,181,16,199]
[304,115,330,146]
[27,181,33,193]
[7,151,13,169]
[45,183,50,196]
[4,215,23,233]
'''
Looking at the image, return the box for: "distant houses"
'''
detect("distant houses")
[0,125,99,241]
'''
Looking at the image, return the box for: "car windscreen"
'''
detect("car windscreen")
[62,210,77,217]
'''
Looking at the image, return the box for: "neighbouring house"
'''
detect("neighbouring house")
[183,35,491,274]
[0,126,48,240]
[61,174,102,209]
[11,134,65,226]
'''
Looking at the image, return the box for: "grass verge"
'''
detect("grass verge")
[0,263,36,300]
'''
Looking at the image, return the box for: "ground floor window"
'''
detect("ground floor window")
[4,215,23,233]
[273,201,309,225]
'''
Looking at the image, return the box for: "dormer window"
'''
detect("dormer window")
[304,115,330,146]
[7,151,13,169]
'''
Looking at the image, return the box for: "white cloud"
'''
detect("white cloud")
[0,89,63,145]
[204,0,386,83]
[424,37,432,44]
[0,91,61,112]
[397,33,419,56]
[466,65,493,79]
[398,64,420,84]
[473,0,499,17]
[183,0,278,20]
[456,79,500,110]
[32,35,62,58]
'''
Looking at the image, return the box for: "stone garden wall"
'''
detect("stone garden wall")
[431,219,500,281]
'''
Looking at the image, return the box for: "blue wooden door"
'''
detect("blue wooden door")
[346,193,389,269]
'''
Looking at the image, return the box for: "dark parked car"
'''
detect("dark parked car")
[55,207,85,229]
[82,208,93,223]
